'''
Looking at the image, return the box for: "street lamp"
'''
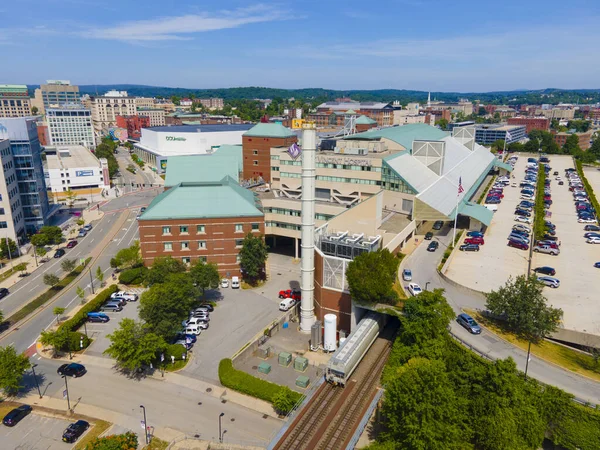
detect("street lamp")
[89,268,95,294]
[425,281,431,291]
[31,364,42,398]
[62,375,71,412]
[140,405,149,444]
[219,412,225,443]
[221,429,227,443]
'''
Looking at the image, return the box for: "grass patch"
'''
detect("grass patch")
[392,279,407,301]
[241,279,265,289]
[2,258,91,328]
[144,437,169,450]
[533,164,547,241]
[73,420,112,450]
[161,358,189,372]
[466,308,600,381]
[0,262,29,283]
[477,175,496,204]
[0,402,17,418]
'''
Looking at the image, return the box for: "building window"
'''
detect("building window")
[253,160,258,166]
[197,225,205,234]
[164,242,173,251]
[198,241,206,250]
[251,223,260,232]
[181,241,189,250]
[180,225,188,234]
[236,254,241,263]
[235,239,244,248]
[182,257,191,265]
[198,256,207,263]
[162,226,171,235]
[235,224,243,233]
[253,150,258,155]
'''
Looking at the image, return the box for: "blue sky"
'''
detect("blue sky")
[1,0,599,92]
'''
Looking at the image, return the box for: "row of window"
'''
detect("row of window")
[163,238,245,252]
[278,172,381,185]
[161,223,260,236]
[263,207,334,221]
[277,159,381,172]
[381,164,417,194]
[265,221,301,231]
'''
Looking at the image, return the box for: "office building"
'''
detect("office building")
[44,145,109,202]
[85,90,137,131]
[32,80,80,115]
[136,108,165,127]
[134,97,156,109]
[198,98,225,109]
[534,107,575,120]
[507,116,550,134]
[0,117,50,233]
[553,130,593,151]
[46,105,96,148]
[0,85,32,118]
[309,101,394,127]
[0,138,26,242]
[472,124,526,145]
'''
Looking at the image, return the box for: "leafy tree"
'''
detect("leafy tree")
[562,134,581,155]
[86,431,138,450]
[0,345,31,395]
[31,106,39,115]
[53,306,65,324]
[76,286,86,304]
[0,309,3,323]
[65,189,77,208]
[30,233,49,248]
[76,217,85,226]
[61,258,76,273]
[272,386,298,415]
[38,226,63,245]
[0,237,18,260]
[346,249,399,305]
[587,137,600,159]
[96,266,104,285]
[435,118,448,130]
[104,318,166,372]
[382,357,469,449]
[507,141,524,152]
[43,273,60,288]
[113,241,142,269]
[401,289,455,345]
[145,256,186,286]
[39,328,71,357]
[491,139,505,153]
[238,233,268,282]
[567,119,590,133]
[523,138,540,153]
[189,259,220,294]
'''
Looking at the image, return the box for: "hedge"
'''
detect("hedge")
[64,331,90,352]
[59,284,119,333]
[119,266,147,285]
[219,358,303,411]
[165,343,186,361]
[533,164,547,241]
[575,160,600,217]
[86,431,138,450]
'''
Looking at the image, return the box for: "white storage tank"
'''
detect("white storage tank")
[324,314,337,352]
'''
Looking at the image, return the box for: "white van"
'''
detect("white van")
[279,298,296,311]
[231,276,240,289]
[185,325,202,335]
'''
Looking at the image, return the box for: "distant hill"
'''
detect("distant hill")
[25,84,600,105]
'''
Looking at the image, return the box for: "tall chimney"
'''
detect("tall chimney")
[300,123,316,332]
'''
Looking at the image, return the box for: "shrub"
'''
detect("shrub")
[119,266,148,285]
[64,331,91,351]
[59,285,119,333]
[219,358,303,408]
[165,343,186,361]
[86,431,138,450]
[272,386,300,415]
[533,164,547,241]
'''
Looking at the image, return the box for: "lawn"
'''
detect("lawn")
[161,358,189,372]
[466,309,600,382]
[392,279,407,301]
[144,437,169,450]
[72,420,111,450]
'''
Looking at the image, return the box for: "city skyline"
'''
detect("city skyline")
[1,0,600,91]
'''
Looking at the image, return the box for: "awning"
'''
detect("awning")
[459,202,494,227]
[494,159,513,172]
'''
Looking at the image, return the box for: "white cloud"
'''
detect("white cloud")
[82,4,287,42]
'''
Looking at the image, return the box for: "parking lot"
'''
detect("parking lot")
[0,411,79,449]
[445,155,530,292]
[531,157,600,336]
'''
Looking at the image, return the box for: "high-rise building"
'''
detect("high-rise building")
[0,117,50,233]
[0,85,32,118]
[0,138,26,242]
[47,105,96,148]
[85,90,136,131]
[32,80,80,115]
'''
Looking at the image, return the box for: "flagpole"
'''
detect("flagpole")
[453,192,458,245]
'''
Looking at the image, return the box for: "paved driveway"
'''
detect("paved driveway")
[0,412,77,449]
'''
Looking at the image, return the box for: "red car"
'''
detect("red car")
[544,195,552,201]
[488,192,504,198]
[66,240,78,249]
[278,289,301,301]
[508,240,528,250]
[465,237,484,245]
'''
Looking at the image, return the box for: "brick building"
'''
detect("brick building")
[116,115,150,139]
[354,115,378,132]
[242,123,297,183]
[507,116,550,134]
[552,130,593,151]
[0,85,32,117]
[309,101,394,127]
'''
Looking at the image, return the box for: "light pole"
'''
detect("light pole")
[62,375,71,412]
[221,429,227,443]
[425,281,431,291]
[89,268,95,294]
[219,412,224,443]
[31,364,42,398]
[140,405,149,444]
[524,341,532,380]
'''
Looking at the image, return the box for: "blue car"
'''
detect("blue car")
[466,231,484,238]
[595,262,600,269]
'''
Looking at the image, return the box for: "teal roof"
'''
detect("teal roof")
[346,124,448,151]
[459,202,494,227]
[141,177,263,220]
[494,159,514,172]
[165,154,239,186]
[214,144,243,173]
[355,115,377,125]
[243,123,295,138]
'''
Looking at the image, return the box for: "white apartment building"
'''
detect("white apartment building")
[0,139,26,242]
[46,106,96,149]
[85,90,136,131]
[44,145,109,202]
[135,97,156,109]
[137,108,166,127]
[0,85,32,118]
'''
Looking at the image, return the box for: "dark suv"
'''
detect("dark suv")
[62,420,90,443]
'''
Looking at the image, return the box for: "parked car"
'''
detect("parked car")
[62,420,90,443]
[111,291,138,302]
[57,363,87,377]
[279,288,301,300]
[579,218,597,224]
[78,229,87,238]
[584,225,600,231]
[427,241,439,252]
[533,266,556,276]
[466,231,484,238]
[100,303,122,312]
[107,297,127,307]
[2,405,32,427]
[465,237,484,245]
[513,224,531,233]
[408,283,423,296]
[537,240,559,249]
[457,313,481,334]
[66,240,78,249]
[587,237,600,244]
[514,209,531,217]
[508,240,528,250]
[402,269,412,281]
[87,312,109,323]
[432,221,444,230]
[584,233,600,239]
[485,197,501,204]
[424,232,433,240]
[533,245,559,255]
[514,215,532,224]
[595,262,600,268]
[0,287,9,300]
[459,244,480,252]
[53,248,65,258]
[538,276,560,288]
[231,276,240,288]
[558,181,564,185]
[508,234,529,245]
[197,303,214,312]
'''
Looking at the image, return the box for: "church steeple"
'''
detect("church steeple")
[427,91,431,107]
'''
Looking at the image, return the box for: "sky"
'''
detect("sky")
[1,0,600,92]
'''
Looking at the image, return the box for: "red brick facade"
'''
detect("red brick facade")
[139,216,264,276]
[507,117,550,134]
[313,251,352,333]
[552,131,592,151]
[116,115,150,139]
[242,134,297,183]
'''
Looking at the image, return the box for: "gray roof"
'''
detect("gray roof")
[317,101,392,111]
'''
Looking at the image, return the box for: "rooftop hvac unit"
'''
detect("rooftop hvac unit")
[310,320,321,351]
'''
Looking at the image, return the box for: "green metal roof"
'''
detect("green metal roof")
[243,123,295,138]
[345,124,448,150]
[215,144,243,173]
[346,109,357,114]
[165,154,239,186]
[459,202,494,227]
[355,115,377,125]
[494,159,514,172]
[141,177,263,220]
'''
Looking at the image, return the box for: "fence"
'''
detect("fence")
[345,388,385,450]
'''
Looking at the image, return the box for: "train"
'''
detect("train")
[325,312,385,386]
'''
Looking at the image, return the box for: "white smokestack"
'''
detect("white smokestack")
[300,123,316,332]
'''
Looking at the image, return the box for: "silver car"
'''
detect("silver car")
[402,269,412,281]
[533,245,559,256]
[538,276,560,288]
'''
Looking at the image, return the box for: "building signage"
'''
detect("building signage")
[166,136,186,142]
[75,170,94,177]
[315,155,373,167]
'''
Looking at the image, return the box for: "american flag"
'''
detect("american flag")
[505,130,512,141]
[458,177,464,194]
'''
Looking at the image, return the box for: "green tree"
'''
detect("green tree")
[401,289,455,345]
[238,233,268,282]
[38,226,63,245]
[382,357,469,449]
[86,431,138,449]
[491,139,505,153]
[587,137,600,160]
[346,249,399,305]
[272,386,298,415]
[562,134,581,155]
[76,217,85,226]
[65,189,77,208]
[0,309,3,323]
[43,273,60,288]
[145,256,187,286]
[0,237,18,260]
[76,286,86,304]
[31,106,39,115]
[104,319,166,372]
[53,306,65,324]
[112,241,142,269]
[189,259,220,294]
[96,266,104,285]
[61,258,76,273]
[39,329,71,357]
[0,345,31,396]
[567,119,590,133]
[30,233,49,249]
[435,118,448,130]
